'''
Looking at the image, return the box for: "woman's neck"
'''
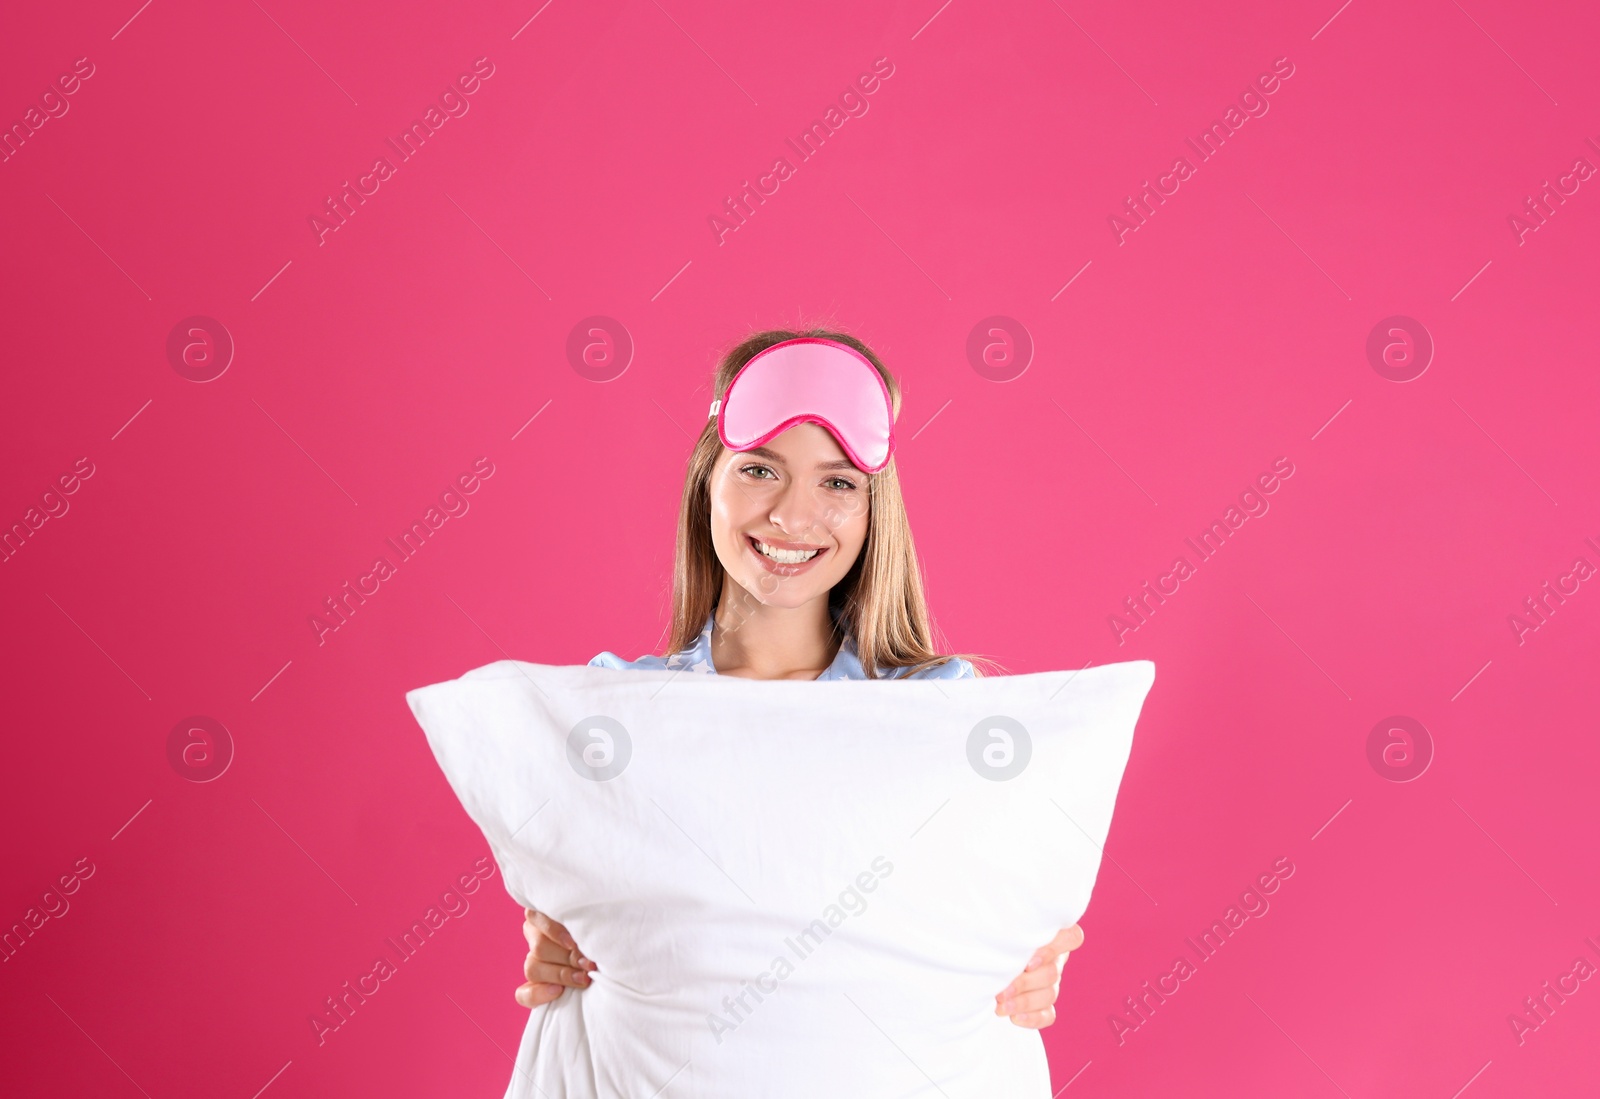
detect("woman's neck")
[710,585,840,680]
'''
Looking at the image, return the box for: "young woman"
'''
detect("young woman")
[515,327,1085,1029]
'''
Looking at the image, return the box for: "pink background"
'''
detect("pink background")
[3,0,1598,1095]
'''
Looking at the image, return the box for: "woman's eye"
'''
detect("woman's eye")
[738,465,855,491]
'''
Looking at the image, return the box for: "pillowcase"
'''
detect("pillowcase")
[407,659,1155,1099]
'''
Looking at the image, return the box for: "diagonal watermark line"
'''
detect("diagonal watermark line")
[1053,1060,1093,1095]
[45,994,153,1097]
[1050,798,1158,906]
[1047,1,1157,105]
[1450,659,1491,702]
[647,661,696,700]
[1046,659,1096,701]
[1310,398,1351,440]
[1449,1,1556,105]
[843,192,951,299]
[111,398,153,440]
[253,798,360,905]
[650,396,694,442]
[909,398,953,441]
[252,0,358,105]
[1243,592,1351,700]
[1309,0,1354,40]
[636,604,792,703]
[1449,397,1557,505]
[510,799,551,839]
[248,1060,293,1099]
[1050,259,1093,301]
[910,0,956,40]
[1050,397,1158,505]
[444,593,550,699]
[1244,992,1351,1097]
[651,259,693,301]
[251,659,293,702]
[46,195,151,300]
[843,992,952,1097]
[511,0,556,40]
[45,592,151,699]
[650,0,756,105]
[512,398,554,440]
[1450,258,1492,301]
[1449,1060,1493,1099]
[650,797,756,904]
[446,992,555,1098]
[445,193,551,298]
[251,259,293,301]
[110,0,154,40]
[445,992,515,1061]
[647,1059,693,1099]
[908,798,950,840]
[1450,797,1558,906]
[112,798,153,840]
[1310,798,1351,841]
[251,397,359,505]
[1242,191,1350,300]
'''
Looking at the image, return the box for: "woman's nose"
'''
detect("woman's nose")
[767,484,829,541]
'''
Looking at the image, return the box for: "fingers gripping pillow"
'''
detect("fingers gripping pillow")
[406,660,1155,1099]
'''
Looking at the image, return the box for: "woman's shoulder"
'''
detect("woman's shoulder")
[588,650,713,673]
[591,649,974,680]
[885,656,977,681]
[590,613,715,674]
[589,650,669,671]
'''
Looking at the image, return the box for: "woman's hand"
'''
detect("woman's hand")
[515,907,597,1008]
[995,924,1085,1028]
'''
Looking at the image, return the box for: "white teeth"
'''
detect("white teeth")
[755,539,820,564]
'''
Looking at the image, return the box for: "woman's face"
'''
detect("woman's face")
[708,422,871,609]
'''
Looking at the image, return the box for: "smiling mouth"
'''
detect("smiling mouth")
[746,534,827,570]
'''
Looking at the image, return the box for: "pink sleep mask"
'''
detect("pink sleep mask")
[709,338,896,474]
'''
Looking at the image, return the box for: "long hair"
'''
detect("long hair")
[663,327,1002,679]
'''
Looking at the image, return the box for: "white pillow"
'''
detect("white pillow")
[407,659,1155,1099]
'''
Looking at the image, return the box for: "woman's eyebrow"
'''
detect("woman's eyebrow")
[744,446,860,472]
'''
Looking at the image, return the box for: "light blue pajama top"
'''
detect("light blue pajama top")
[589,609,974,681]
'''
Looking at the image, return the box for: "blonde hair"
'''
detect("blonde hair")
[662,327,1003,679]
